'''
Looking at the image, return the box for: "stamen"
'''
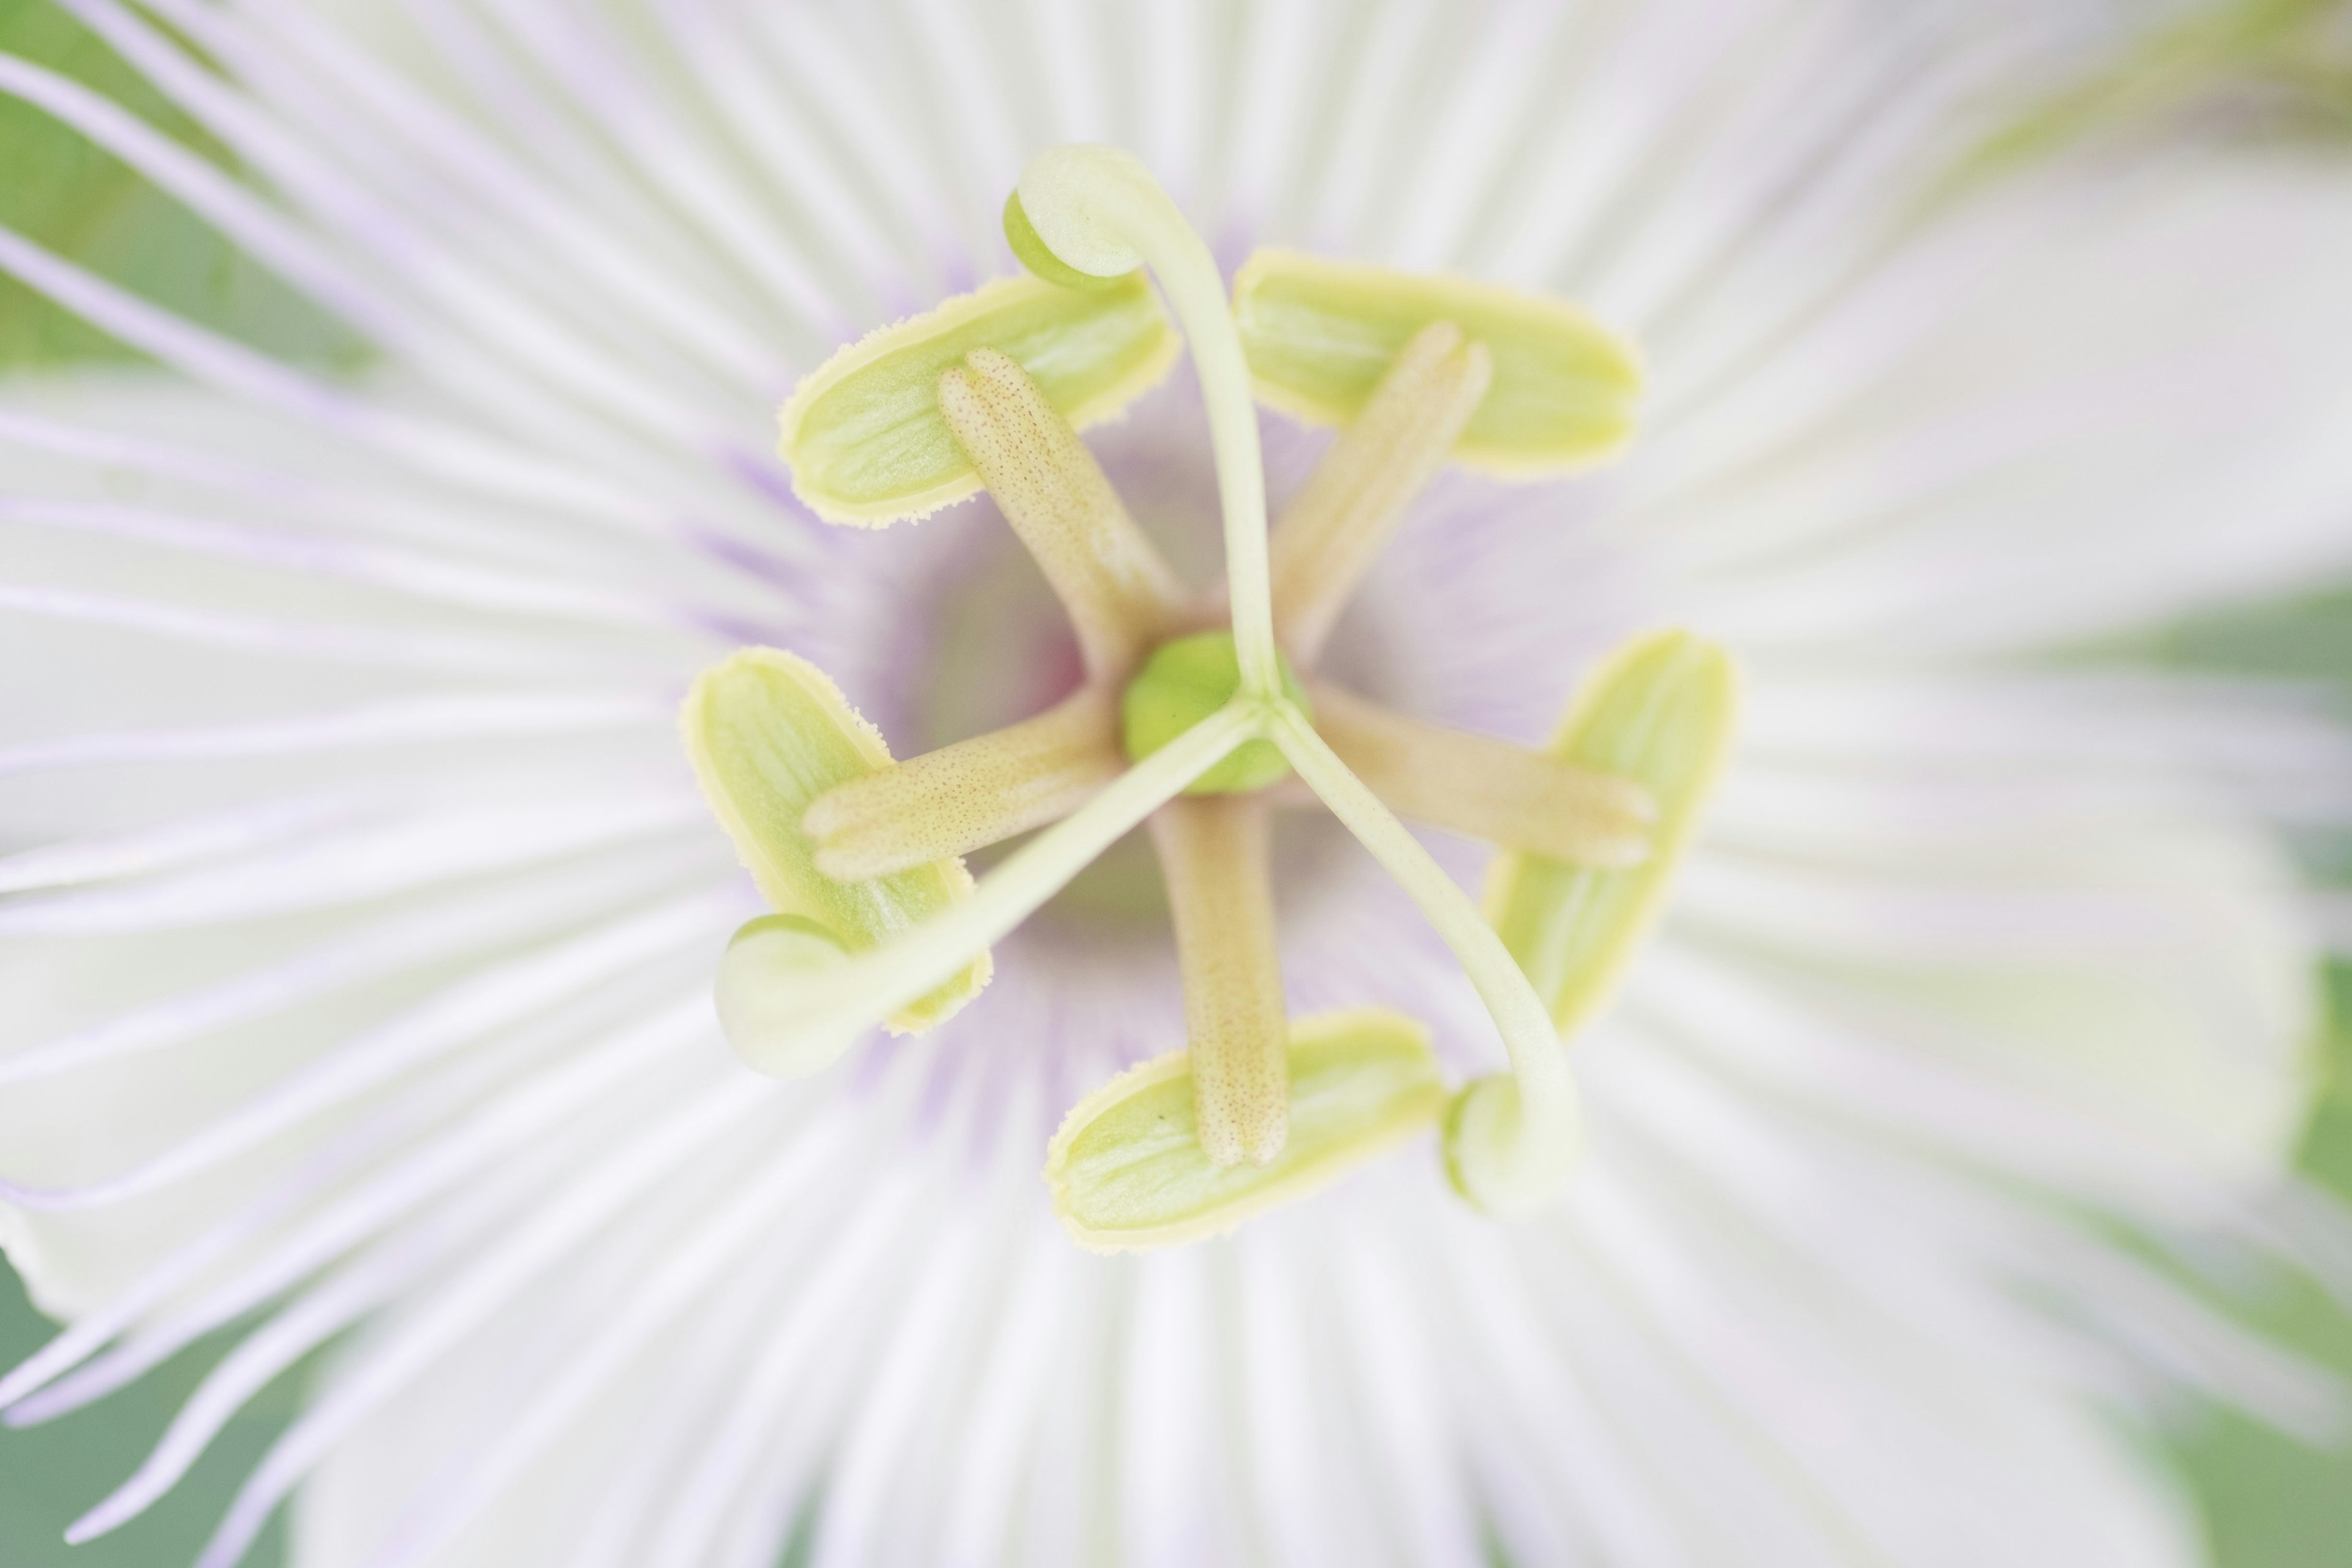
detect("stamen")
[1485,630,1740,1039]
[803,687,1125,883]
[936,348,1187,678]
[1265,704,1581,1214]
[1150,797,1289,1167]
[1233,249,1643,476]
[1009,146,1283,697]
[1269,321,1493,660]
[718,699,1259,1078]
[680,648,989,1036]
[1310,682,1653,867]
[1045,1008,1447,1253]
[777,272,1177,526]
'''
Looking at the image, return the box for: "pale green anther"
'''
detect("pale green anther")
[777,273,1177,526]
[1233,250,1643,476]
[1044,1008,1448,1252]
[1120,630,1310,795]
[682,648,990,1039]
[1484,630,1740,1038]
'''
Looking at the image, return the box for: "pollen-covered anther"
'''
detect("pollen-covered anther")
[804,686,1126,883]
[777,271,1176,527]
[1486,629,1741,1038]
[680,648,992,1050]
[1268,320,1494,661]
[1234,248,1643,475]
[1045,1009,1449,1253]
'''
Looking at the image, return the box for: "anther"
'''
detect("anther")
[1046,1009,1447,1252]
[777,271,1177,527]
[1486,629,1740,1038]
[1234,249,1642,476]
[681,648,992,1039]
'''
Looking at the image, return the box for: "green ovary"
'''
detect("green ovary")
[1120,630,1312,795]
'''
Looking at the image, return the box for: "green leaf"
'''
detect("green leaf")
[0,0,362,371]
[0,1259,296,1568]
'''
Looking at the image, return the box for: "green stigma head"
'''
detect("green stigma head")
[1004,189,1130,292]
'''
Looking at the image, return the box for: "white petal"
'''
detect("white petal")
[1642,157,2352,650]
[1,4,2343,1568]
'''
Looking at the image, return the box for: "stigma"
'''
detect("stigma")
[686,145,1736,1250]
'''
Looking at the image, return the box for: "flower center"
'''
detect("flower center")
[1120,630,1311,796]
[685,145,1738,1250]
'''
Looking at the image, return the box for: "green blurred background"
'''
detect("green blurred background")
[1,0,2349,1562]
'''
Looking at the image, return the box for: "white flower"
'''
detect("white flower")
[3,2,2351,1566]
